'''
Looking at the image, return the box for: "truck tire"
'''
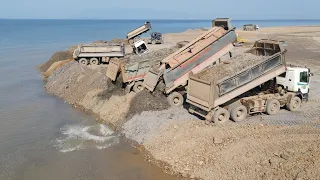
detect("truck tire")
[230,105,248,122]
[132,81,144,93]
[212,108,230,123]
[266,99,280,115]
[168,92,184,107]
[90,58,99,65]
[286,96,301,112]
[79,58,88,65]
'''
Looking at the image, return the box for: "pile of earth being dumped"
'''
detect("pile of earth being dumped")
[196,52,270,82]
[125,46,179,64]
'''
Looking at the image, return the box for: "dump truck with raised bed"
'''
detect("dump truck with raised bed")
[212,18,233,30]
[106,58,159,92]
[186,39,311,123]
[142,18,237,106]
[73,43,125,65]
[127,22,152,44]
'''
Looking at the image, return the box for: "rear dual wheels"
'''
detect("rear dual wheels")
[230,105,248,122]
[211,108,230,123]
[79,58,88,65]
[266,99,281,115]
[79,58,100,65]
[210,105,248,123]
[286,96,301,112]
[90,58,100,65]
[132,81,144,93]
[168,92,184,107]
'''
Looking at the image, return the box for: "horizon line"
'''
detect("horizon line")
[1,18,320,21]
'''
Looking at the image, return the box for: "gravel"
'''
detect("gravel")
[125,47,179,64]
[196,52,269,82]
[122,107,196,144]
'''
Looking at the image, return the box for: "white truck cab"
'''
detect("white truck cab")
[276,66,311,96]
[132,40,149,55]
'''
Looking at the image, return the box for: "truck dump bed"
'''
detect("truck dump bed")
[73,43,125,59]
[126,22,152,40]
[143,26,237,93]
[187,39,287,111]
[106,58,157,83]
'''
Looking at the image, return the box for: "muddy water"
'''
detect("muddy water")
[0,20,179,180]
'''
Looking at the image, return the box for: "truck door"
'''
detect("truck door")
[286,70,295,91]
[297,70,309,94]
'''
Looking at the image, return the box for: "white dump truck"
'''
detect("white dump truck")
[73,43,125,65]
[73,41,149,65]
[186,39,311,123]
[143,18,237,106]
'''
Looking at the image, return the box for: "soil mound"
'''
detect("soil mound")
[39,51,73,72]
[126,90,170,120]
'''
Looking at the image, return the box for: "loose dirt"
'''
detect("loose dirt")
[125,47,179,64]
[145,120,320,180]
[196,52,269,82]
[39,50,73,73]
[126,91,170,120]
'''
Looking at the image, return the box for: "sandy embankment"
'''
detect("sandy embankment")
[40,26,320,180]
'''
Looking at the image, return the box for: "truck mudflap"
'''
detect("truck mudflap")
[143,69,163,92]
[106,58,121,81]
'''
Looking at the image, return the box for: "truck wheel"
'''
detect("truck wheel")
[168,92,184,107]
[230,105,248,122]
[266,99,280,115]
[132,81,144,93]
[79,58,88,65]
[90,58,99,65]
[286,96,301,112]
[212,108,230,123]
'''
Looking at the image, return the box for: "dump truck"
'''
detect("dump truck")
[106,58,158,92]
[73,41,149,65]
[148,32,164,44]
[127,22,152,44]
[212,18,233,30]
[243,24,259,31]
[142,18,237,106]
[186,39,311,123]
[73,43,125,65]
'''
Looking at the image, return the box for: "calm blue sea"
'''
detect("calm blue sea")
[0,19,319,180]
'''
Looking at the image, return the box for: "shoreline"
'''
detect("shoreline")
[40,26,320,180]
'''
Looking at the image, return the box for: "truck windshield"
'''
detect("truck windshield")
[300,71,309,83]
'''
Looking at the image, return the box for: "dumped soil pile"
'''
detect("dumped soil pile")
[45,61,108,105]
[145,121,320,180]
[126,47,179,64]
[196,53,269,82]
[39,51,73,73]
[126,90,170,120]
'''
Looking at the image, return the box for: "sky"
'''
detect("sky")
[1,0,319,20]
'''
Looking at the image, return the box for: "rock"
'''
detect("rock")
[173,125,179,129]
[198,161,205,166]
[213,137,223,144]
[280,153,290,160]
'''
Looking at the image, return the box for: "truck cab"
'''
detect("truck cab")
[276,66,311,97]
[132,40,149,55]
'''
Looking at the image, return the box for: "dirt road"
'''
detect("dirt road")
[41,26,320,180]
